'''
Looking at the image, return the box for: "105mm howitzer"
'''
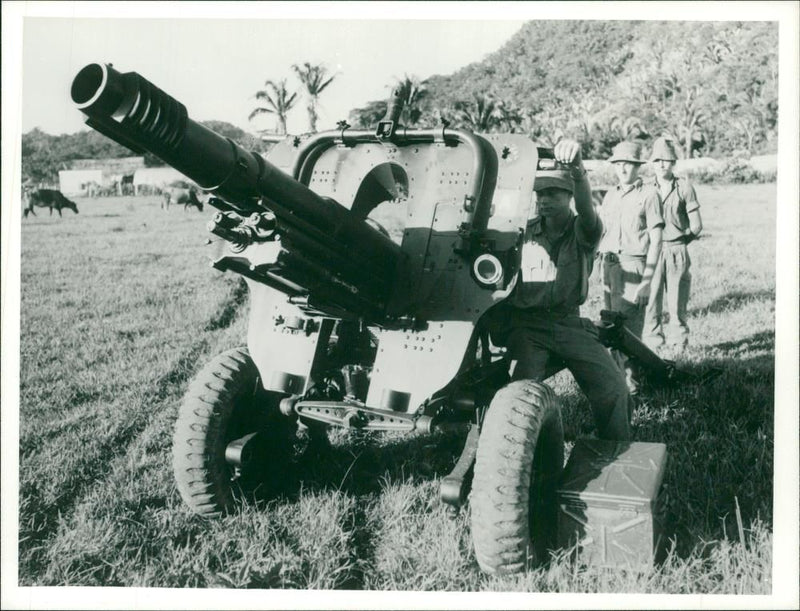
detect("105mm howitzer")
[72,63,701,574]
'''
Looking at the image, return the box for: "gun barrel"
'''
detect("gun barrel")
[72,63,260,204]
[71,63,402,312]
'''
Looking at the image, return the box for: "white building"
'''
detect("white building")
[58,169,104,196]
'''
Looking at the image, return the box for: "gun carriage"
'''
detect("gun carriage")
[71,63,693,573]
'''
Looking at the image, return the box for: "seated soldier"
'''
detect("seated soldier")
[489,140,632,441]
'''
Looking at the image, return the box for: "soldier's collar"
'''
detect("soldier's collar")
[616,177,643,194]
[529,211,575,236]
[527,216,544,233]
[654,175,677,189]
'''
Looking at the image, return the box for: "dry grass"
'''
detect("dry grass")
[15,184,777,597]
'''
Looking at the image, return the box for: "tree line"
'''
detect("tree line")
[22,62,337,185]
[23,21,776,186]
[238,21,778,161]
[348,21,778,160]
[21,121,269,186]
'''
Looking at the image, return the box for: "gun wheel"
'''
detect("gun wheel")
[470,380,564,574]
[172,346,293,517]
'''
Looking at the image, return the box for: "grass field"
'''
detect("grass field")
[16,184,777,594]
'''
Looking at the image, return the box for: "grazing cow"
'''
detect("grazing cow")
[162,187,205,211]
[120,173,135,195]
[23,189,79,218]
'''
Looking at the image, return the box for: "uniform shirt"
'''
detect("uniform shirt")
[653,176,700,243]
[509,211,602,313]
[598,179,664,256]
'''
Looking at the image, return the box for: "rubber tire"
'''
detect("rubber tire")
[172,347,278,516]
[471,379,564,574]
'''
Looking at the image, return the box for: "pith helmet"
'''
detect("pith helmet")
[609,141,645,164]
[534,168,574,193]
[650,137,679,161]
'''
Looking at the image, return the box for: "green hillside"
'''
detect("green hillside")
[350,20,778,160]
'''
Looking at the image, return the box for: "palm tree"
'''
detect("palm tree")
[292,62,336,133]
[456,94,502,132]
[249,79,298,135]
[394,74,428,127]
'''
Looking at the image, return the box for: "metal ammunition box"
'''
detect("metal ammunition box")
[556,439,668,570]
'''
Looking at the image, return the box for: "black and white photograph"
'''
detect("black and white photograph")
[2,2,798,609]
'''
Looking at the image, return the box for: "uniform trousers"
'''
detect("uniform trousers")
[601,253,646,392]
[643,242,691,348]
[506,313,632,441]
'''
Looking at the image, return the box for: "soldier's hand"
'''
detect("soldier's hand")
[634,281,651,306]
[554,139,583,168]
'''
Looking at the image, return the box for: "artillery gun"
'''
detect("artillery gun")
[71,63,699,574]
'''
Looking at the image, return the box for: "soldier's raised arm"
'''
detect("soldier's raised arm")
[554,139,598,237]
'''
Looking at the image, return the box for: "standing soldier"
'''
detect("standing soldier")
[643,137,703,352]
[598,141,664,394]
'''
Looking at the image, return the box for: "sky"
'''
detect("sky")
[20,13,525,136]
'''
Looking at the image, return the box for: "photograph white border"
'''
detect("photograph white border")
[2,2,797,609]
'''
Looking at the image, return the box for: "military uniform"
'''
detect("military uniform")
[496,210,632,441]
[643,175,700,348]
[597,178,664,335]
[598,141,664,393]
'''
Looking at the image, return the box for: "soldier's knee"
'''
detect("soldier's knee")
[592,371,630,410]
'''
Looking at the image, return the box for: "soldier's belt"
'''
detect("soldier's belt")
[601,252,647,263]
